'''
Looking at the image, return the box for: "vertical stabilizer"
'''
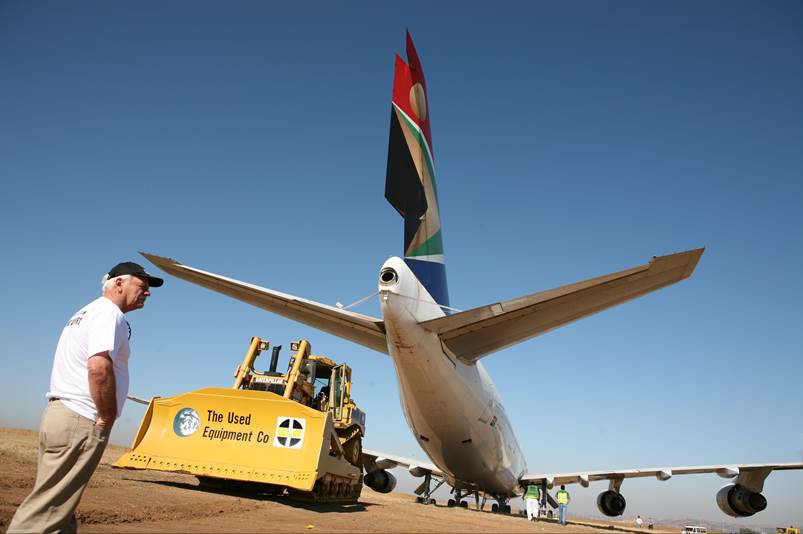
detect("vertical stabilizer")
[385,31,450,308]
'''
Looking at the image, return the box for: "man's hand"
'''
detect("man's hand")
[94,415,113,428]
[88,351,117,428]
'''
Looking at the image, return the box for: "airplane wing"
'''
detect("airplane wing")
[140,252,389,354]
[420,248,704,364]
[522,462,803,493]
[362,449,446,495]
[362,448,445,478]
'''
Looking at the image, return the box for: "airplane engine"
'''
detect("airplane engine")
[597,490,627,517]
[716,484,767,517]
[364,469,397,493]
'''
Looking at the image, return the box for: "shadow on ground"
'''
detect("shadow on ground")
[128,477,374,514]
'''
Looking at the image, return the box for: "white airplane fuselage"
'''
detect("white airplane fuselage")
[378,256,527,495]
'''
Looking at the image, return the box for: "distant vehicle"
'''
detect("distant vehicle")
[680,527,707,534]
[775,527,800,534]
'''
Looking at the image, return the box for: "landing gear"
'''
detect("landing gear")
[490,496,511,514]
[447,488,471,508]
[536,481,558,519]
[413,471,445,505]
[416,495,436,505]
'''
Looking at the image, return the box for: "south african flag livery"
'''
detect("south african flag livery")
[385,31,449,308]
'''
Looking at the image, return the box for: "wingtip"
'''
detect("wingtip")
[647,247,705,280]
[684,247,705,278]
[669,247,704,280]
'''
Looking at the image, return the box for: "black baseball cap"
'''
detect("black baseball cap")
[107,261,164,287]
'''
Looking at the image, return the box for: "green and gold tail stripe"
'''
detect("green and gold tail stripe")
[394,103,439,206]
[407,230,444,259]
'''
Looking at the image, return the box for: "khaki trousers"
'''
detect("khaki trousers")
[8,400,110,534]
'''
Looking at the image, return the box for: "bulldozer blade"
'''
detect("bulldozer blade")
[114,387,361,493]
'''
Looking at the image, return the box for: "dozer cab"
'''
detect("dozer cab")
[114,337,366,503]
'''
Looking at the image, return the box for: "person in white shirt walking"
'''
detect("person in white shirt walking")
[523,483,541,521]
[8,262,163,534]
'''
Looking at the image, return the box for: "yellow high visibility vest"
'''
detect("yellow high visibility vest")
[557,490,569,504]
[525,485,540,499]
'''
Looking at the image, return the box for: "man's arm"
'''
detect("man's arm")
[88,351,117,428]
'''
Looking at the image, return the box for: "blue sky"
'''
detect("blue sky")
[1,0,801,526]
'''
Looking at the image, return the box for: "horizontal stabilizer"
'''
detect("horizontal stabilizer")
[140,252,389,355]
[420,248,704,363]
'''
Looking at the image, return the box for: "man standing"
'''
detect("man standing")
[523,483,540,521]
[636,515,644,528]
[556,484,571,526]
[8,262,163,533]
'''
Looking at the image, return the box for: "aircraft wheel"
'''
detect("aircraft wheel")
[491,503,499,513]
[416,496,423,504]
[430,499,436,506]
[448,499,456,507]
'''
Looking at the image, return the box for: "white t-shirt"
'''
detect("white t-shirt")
[47,296,130,421]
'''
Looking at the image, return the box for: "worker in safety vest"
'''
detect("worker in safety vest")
[556,485,571,525]
[523,483,540,521]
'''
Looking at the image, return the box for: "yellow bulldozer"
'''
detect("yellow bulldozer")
[114,337,366,503]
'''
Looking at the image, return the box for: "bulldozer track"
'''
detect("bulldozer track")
[291,477,363,504]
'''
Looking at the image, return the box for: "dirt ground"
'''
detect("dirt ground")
[1,428,668,533]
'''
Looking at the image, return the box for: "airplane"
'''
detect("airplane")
[140,32,802,518]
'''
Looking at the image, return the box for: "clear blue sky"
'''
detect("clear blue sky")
[1,1,801,527]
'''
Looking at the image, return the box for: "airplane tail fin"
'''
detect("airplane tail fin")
[385,31,449,308]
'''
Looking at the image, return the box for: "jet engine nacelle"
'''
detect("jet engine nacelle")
[716,484,767,517]
[364,469,397,493]
[597,490,627,517]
